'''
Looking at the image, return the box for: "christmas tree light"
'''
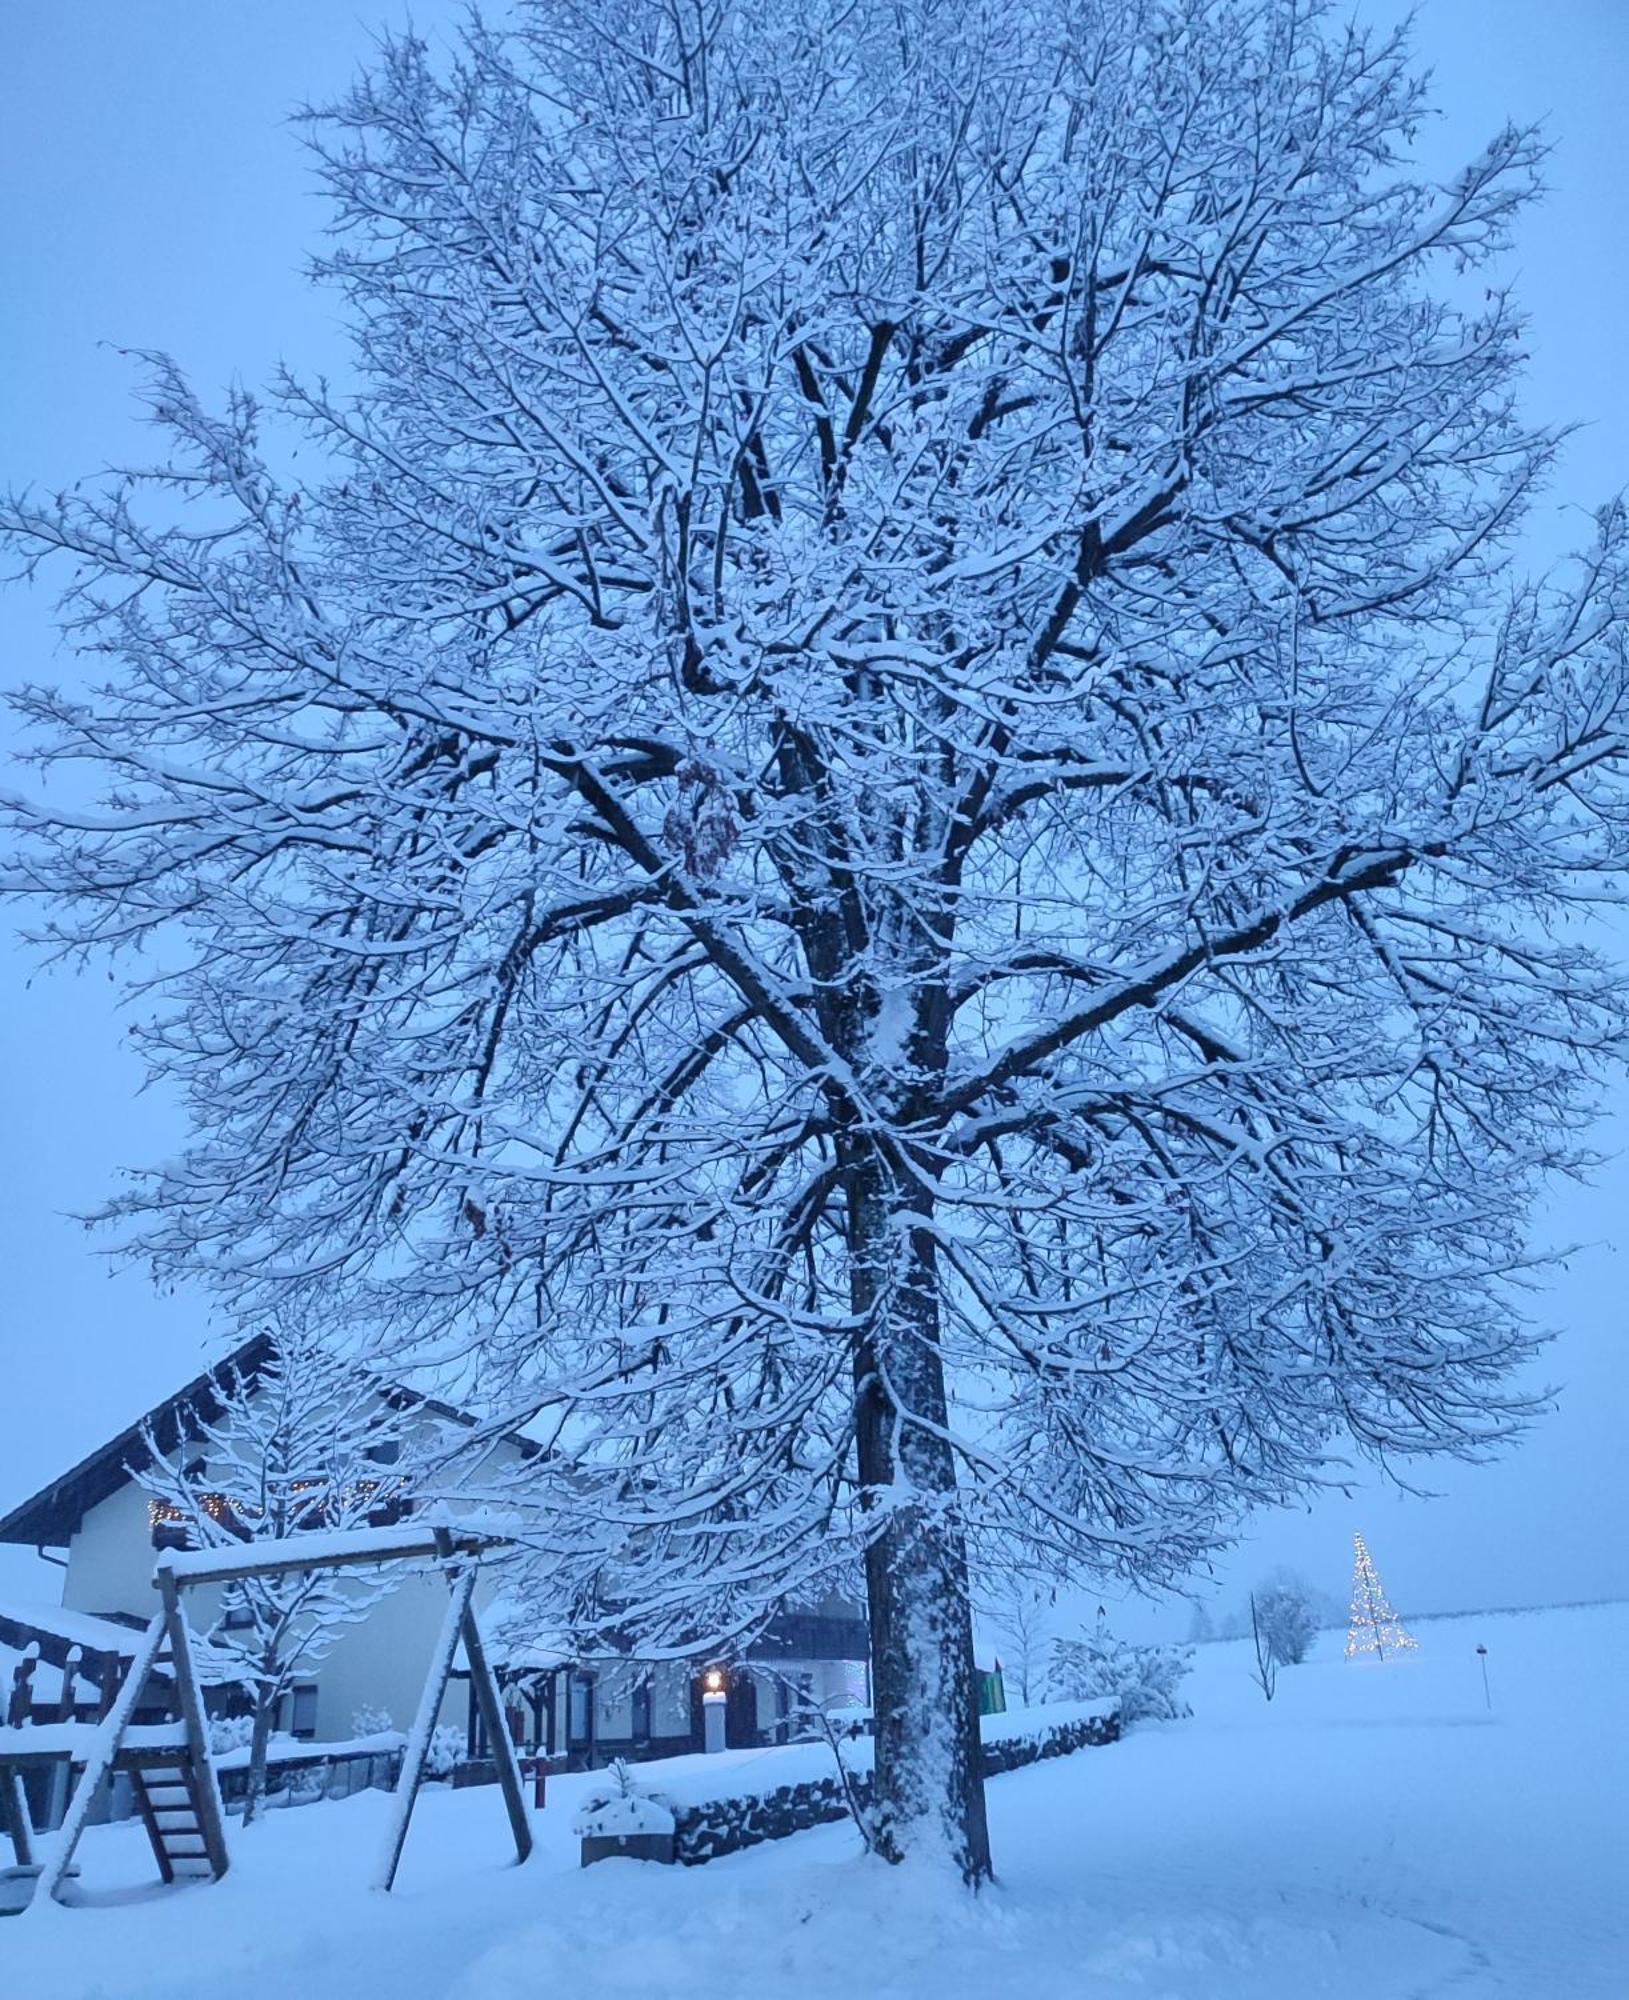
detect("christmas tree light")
[1344,1531,1417,1660]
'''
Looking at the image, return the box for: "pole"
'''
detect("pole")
[1476,1644,1491,1712]
[445,1531,533,1870]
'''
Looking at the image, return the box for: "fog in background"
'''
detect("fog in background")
[2,2,1623,1640]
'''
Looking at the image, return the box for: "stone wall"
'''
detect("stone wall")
[671,1705,1120,1866]
[980,1708,1119,1775]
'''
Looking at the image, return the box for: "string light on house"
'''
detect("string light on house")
[1344,1531,1417,1661]
[148,1478,402,1542]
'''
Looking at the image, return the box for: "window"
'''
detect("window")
[772,1671,815,1743]
[567,1672,595,1746]
[287,1683,319,1741]
[276,1688,320,1736]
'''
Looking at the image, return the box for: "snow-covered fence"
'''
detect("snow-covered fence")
[673,1706,1120,1865]
[214,1734,406,1815]
[2,1611,140,1729]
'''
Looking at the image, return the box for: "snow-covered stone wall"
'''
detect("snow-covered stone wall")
[672,1704,1121,1865]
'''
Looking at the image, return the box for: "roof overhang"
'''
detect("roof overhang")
[0,1334,275,1549]
[0,1334,538,1549]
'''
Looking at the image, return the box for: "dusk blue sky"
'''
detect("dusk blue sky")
[2,2,1624,1635]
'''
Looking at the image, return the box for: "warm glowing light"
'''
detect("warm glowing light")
[704,1668,725,1694]
[147,1477,399,1540]
[1344,1531,1417,1661]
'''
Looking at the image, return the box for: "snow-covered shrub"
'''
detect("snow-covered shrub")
[572,1758,677,1840]
[351,1702,396,1740]
[283,1767,328,1808]
[208,1713,257,1757]
[1050,1626,1192,1722]
[424,1726,466,1779]
[1254,1577,1321,1666]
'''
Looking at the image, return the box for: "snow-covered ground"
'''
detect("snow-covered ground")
[6,1601,1623,1997]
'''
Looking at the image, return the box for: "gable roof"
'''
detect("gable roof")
[0,1333,531,1550]
[0,1334,277,1551]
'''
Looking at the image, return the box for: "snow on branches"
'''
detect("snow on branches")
[136,1335,454,1820]
[1051,1622,1193,1724]
[7,0,1629,1876]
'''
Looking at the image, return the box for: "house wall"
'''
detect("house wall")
[545,1648,870,1767]
[57,1403,530,1746]
[49,1393,869,1760]
[653,1663,692,1736]
[295,1565,497,1742]
[62,1480,156,1622]
[748,1654,869,1728]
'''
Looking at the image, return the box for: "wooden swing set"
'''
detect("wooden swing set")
[0,1523,532,1915]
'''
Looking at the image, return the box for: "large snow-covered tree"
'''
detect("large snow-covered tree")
[137,1335,449,1822]
[6,0,1629,1878]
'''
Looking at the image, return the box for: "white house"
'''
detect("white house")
[0,1336,871,1770]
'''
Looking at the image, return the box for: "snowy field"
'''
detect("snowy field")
[7,1601,1624,1999]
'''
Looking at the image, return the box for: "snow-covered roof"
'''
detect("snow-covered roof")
[0,1332,279,1551]
[0,1597,157,1678]
[0,1598,150,1656]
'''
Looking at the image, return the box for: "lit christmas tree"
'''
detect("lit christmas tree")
[1344,1532,1417,1660]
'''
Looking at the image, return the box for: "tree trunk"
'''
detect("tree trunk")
[242,1684,277,1828]
[849,1153,992,1884]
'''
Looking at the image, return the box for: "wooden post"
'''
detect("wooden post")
[157,1568,231,1881]
[444,1529,532,1870]
[56,1646,83,1724]
[1,1768,35,1869]
[7,1648,38,1729]
[375,1561,477,1892]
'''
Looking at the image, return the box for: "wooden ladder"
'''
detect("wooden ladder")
[128,1754,222,1884]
